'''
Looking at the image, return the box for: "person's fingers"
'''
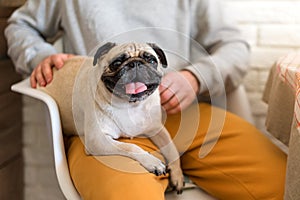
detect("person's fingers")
[165,103,181,115]
[160,86,175,105]
[30,54,75,88]
[67,54,75,59]
[161,94,180,113]
[30,69,37,88]
[166,97,191,115]
[159,71,199,114]
[159,76,174,103]
[53,54,75,69]
[35,65,47,87]
[41,62,54,83]
[161,89,191,114]
[159,76,172,93]
[52,55,65,69]
[40,57,54,83]
[52,53,74,69]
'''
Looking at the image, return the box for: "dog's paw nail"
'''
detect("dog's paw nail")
[172,185,177,191]
[153,168,163,176]
[177,189,183,195]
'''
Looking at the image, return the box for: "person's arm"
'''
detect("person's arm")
[160,0,250,114]
[187,0,250,97]
[5,0,61,75]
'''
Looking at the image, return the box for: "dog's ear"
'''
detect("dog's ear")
[147,43,167,68]
[93,42,117,66]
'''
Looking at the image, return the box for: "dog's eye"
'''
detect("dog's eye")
[113,60,122,66]
[109,53,129,71]
[143,52,157,65]
[110,60,122,70]
[148,58,156,64]
[148,58,157,68]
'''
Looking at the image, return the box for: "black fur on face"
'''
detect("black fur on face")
[101,51,162,102]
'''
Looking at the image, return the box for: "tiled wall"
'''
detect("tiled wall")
[21,1,300,199]
[225,0,300,130]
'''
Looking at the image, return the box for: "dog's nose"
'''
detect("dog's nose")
[128,61,142,68]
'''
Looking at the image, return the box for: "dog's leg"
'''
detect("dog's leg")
[85,133,167,176]
[149,127,184,194]
[83,105,168,175]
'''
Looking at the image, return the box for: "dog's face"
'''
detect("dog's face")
[93,42,168,102]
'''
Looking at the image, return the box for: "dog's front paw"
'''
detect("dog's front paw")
[140,153,166,176]
[168,162,184,194]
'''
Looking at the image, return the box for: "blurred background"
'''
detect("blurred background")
[1,0,300,199]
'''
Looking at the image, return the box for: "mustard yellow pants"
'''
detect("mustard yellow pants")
[66,103,287,200]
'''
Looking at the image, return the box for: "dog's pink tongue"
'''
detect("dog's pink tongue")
[125,82,147,94]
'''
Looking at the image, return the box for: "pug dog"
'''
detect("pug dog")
[40,42,184,193]
[90,42,184,193]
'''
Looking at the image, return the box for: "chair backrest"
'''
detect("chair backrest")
[225,85,254,124]
[11,78,82,200]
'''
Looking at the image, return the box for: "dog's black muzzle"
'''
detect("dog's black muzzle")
[101,59,162,102]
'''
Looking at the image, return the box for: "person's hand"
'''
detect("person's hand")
[159,70,199,114]
[30,53,74,88]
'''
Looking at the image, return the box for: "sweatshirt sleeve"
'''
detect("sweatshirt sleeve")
[5,0,61,75]
[188,0,250,97]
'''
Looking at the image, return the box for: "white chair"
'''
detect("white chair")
[11,78,253,200]
[12,78,81,200]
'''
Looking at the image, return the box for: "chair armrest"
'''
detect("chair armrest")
[11,78,81,200]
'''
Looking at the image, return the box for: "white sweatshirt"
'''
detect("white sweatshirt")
[5,0,250,96]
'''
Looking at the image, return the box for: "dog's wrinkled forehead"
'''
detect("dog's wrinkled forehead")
[107,43,156,61]
[93,42,168,68]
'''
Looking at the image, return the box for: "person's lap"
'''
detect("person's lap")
[66,103,287,200]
